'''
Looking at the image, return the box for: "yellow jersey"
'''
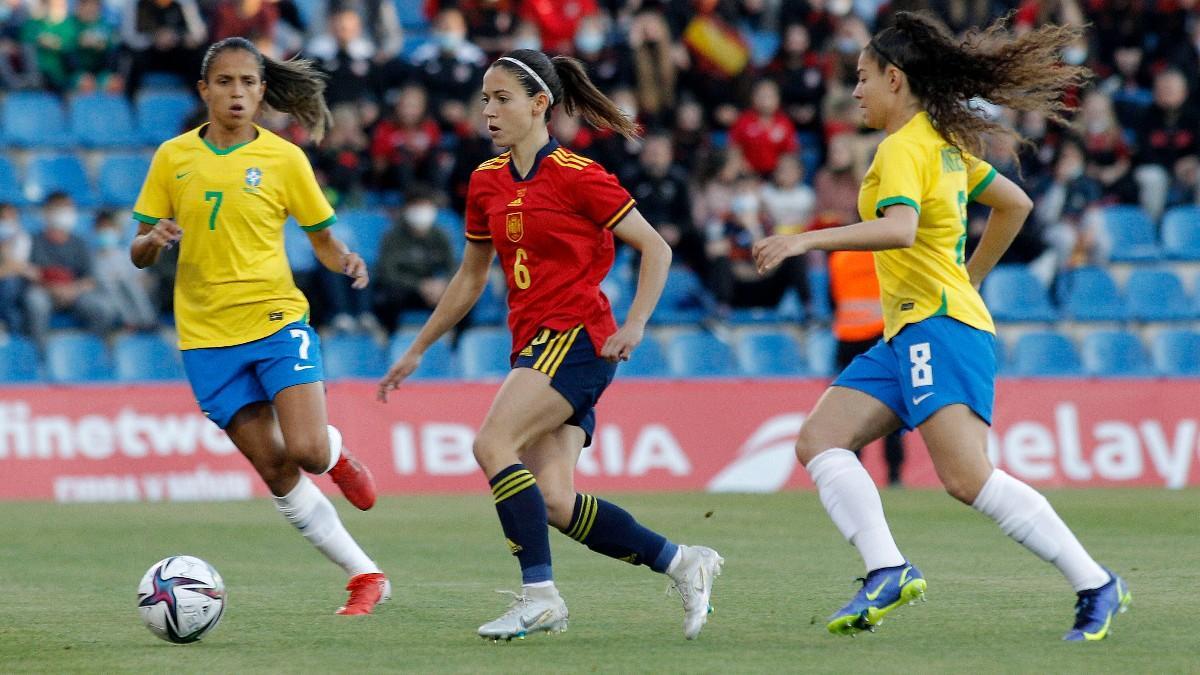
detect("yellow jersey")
[857,112,997,340]
[133,124,335,350]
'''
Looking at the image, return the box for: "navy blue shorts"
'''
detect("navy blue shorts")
[182,321,324,429]
[833,316,997,431]
[513,325,616,445]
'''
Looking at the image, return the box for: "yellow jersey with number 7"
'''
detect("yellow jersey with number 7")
[857,112,997,340]
[132,124,335,350]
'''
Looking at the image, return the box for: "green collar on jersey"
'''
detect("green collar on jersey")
[199,124,260,156]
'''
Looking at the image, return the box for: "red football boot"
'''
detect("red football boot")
[328,448,377,511]
[336,573,391,615]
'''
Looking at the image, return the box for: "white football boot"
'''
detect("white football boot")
[667,545,724,639]
[477,585,569,641]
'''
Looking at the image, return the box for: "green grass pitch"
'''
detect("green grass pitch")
[1,488,1196,673]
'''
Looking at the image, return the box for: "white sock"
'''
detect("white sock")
[806,448,905,572]
[323,425,343,474]
[972,469,1109,592]
[665,547,684,577]
[273,475,379,577]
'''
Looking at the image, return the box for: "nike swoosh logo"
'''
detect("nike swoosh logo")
[521,609,553,629]
[899,567,911,586]
[294,364,315,371]
[1082,612,1112,640]
[864,578,889,601]
[911,392,934,405]
[175,171,192,179]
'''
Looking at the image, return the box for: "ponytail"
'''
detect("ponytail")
[200,37,333,144]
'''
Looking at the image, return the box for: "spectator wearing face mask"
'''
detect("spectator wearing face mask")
[371,188,454,330]
[410,8,486,129]
[0,203,35,335]
[92,211,158,330]
[24,192,116,349]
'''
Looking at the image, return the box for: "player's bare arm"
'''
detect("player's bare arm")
[964,173,1034,289]
[307,228,369,290]
[130,219,183,268]
[753,204,918,274]
[604,208,670,362]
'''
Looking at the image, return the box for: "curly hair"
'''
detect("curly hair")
[868,11,1091,157]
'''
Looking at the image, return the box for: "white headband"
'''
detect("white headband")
[497,56,554,104]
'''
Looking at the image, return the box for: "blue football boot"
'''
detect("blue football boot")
[827,561,926,635]
[1063,569,1131,641]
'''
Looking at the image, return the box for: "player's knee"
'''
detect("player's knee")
[472,432,511,472]
[253,457,298,493]
[286,434,330,474]
[794,425,837,466]
[942,475,983,504]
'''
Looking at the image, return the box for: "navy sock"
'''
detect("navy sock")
[489,464,552,584]
[562,494,678,573]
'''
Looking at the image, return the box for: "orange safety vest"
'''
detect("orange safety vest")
[829,250,885,342]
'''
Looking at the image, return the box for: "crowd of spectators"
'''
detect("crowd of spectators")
[1,0,1198,342]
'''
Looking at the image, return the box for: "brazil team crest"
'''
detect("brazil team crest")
[245,167,263,187]
[505,212,523,242]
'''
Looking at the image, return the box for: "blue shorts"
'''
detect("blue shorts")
[833,316,997,431]
[182,321,324,429]
[514,325,616,446]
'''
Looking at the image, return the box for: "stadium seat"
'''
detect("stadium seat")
[666,330,735,377]
[98,154,152,208]
[736,329,806,376]
[0,156,24,205]
[322,334,386,379]
[807,267,832,321]
[805,329,838,376]
[458,327,511,379]
[435,208,466,253]
[1151,329,1200,376]
[1,92,71,147]
[469,278,507,326]
[1162,206,1200,261]
[1100,205,1161,262]
[284,219,318,273]
[1081,330,1150,376]
[136,91,197,145]
[1011,331,1082,376]
[651,267,712,324]
[620,333,668,377]
[70,94,136,148]
[981,265,1057,322]
[1125,268,1193,322]
[45,333,114,383]
[746,29,780,66]
[0,335,41,382]
[397,0,429,29]
[389,332,455,380]
[1056,266,1127,322]
[337,209,392,265]
[24,153,95,206]
[113,333,184,381]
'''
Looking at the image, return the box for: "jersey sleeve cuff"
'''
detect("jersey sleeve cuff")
[601,199,636,230]
[875,196,920,218]
[301,214,337,232]
[465,231,492,242]
[967,167,998,202]
[132,211,161,225]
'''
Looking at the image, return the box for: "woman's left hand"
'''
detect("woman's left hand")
[342,252,369,289]
[601,322,644,363]
[752,234,809,275]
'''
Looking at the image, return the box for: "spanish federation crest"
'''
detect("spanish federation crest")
[245,167,263,187]
[506,212,523,242]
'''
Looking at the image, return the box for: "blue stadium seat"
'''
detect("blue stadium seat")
[98,154,152,208]
[620,333,668,378]
[45,333,114,383]
[1101,205,1161,262]
[322,334,386,379]
[70,94,136,148]
[1011,331,1081,376]
[396,0,429,29]
[24,153,95,206]
[458,327,511,379]
[136,91,197,145]
[284,219,318,273]
[1056,266,1127,322]
[1125,268,1193,322]
[1081,330,1150,376]
[0,156,24,205]
[666,330,735,377]
[746,29,780,66]
[389,332,456,380]
[113,333,184,381]
[435,208,465,253]
[1162,206,1200,261]
[469,278,507,327]
[1,92,71,147]
[805,328,838,376]
[736,329,806,376]
[982,265,1057,322]
[1151,329,1200,376]
[807,267,832,321]
[651,267,712,324]
[338,209,392,265]
[0,336,41,382]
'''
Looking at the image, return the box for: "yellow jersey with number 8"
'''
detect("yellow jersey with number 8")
[133,124,335,350]
[857,112,997,340]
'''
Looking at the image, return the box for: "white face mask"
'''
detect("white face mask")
[731,193,759,216]
[45,207,76,233]
[406,205,437,232]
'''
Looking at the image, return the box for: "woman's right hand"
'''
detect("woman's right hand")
[146,219,183,250]
[377,351,422,402]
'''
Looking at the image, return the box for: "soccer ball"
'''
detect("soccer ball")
[136,555,226,644]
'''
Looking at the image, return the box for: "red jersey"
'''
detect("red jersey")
[730,110,798,176]
[465,139,634,360]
